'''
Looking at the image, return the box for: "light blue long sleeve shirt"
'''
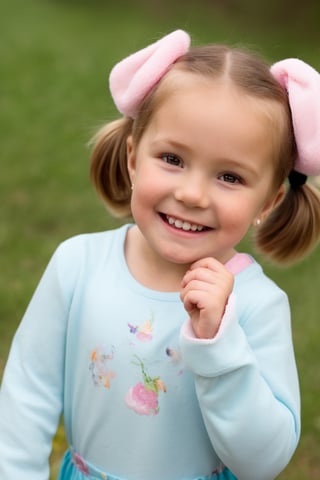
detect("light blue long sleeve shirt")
[0,224,300,480]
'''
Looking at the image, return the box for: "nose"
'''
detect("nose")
[174,172,210,209]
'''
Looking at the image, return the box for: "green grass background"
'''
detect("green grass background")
[1,0,320,478]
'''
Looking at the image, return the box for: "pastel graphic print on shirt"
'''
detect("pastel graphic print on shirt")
[127,313,154,342]
[125,355,166,416]
[166,347,184,376]
[89,345,116,389]
[89,310,181,418]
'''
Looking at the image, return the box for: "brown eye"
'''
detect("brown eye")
[219,173,241,184]
[162,154,183,168]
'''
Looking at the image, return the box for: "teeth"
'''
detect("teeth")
[166,216,204,232]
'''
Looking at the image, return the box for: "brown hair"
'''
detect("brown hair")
[90,44,320,264]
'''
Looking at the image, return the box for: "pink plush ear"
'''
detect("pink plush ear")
[109,30,190,118]
[271,59,320,176]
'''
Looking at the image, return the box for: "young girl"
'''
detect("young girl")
[1,29,320,480]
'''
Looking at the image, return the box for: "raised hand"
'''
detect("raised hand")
[180,257,234,339]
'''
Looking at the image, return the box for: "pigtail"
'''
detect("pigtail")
[90,117,133,218]
[255,182,320,264]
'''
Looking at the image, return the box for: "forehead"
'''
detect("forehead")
[150,72,280,139]
[151,69,280,124]
[144,71,284,157]
[160,68,282,112]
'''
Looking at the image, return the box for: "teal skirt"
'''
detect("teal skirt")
[58,449,237,480]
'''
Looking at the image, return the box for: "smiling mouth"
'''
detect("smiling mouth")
[163,214,209,232]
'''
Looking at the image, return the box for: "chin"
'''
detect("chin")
[160,250,197,266]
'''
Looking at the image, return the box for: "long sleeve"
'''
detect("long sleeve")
[179,270,300,480]
[0,240,78,480]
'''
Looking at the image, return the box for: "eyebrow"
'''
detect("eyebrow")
[218,159,260,177]
[151,137,190,152]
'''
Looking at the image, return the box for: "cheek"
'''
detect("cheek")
[130,181,156,218]
[133,170,169,201]
[133,180,154,202]
[226,215,251,235]
[219,197,257,229]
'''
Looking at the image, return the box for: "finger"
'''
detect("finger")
[181,267,219,287]
[187,258,233,286]
[182,266,234,292]
[189,256,225,272]
[181,282,227,310]
[182,289,210,313]
[180,280,213,304]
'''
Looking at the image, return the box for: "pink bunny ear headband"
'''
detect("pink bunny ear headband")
[109,30,320,183]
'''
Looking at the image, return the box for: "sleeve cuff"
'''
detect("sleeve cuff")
[179,293,256,377]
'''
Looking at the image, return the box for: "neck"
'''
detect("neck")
[125,226,189,292]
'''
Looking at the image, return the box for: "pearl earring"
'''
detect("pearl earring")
[255,218,261,226]
[131,183,134,191]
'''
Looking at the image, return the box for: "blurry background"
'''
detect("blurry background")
[1,0,319,478]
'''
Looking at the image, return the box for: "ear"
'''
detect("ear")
[126,135,136,184]
[258,184,286,223]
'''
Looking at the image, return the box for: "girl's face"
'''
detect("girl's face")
[127,75,284,269]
